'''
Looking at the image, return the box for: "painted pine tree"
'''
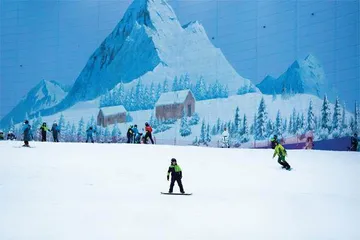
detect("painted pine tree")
[319,95,332,139]
[274,110,282,136]
[104,126,110,143]
[70,123,76,142]
[216,118,221,134]
[332,97,342,138]
[77,117,85,142]
[255,97,268,140]
[242,114,249,142]
[354,101,359,134]
[111,124,121,143]
[172,76,179,91]
[156,83,162,100]
[266,119,274,138]
[180,111,191,137]
[206,123,211,144]
[234,107,241,134]
[199,119,206,143]
[189,113,200,126]
[194,77,207,100]
[307,100,316,131]
[341,102,350,136]
[291,108,297,134]
[163,78,169,93]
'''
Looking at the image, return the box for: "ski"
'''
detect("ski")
[161,192,192,196]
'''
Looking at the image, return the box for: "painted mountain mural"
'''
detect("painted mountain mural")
[45,0,257,115]
[257,54,329,98]
[0,80,68,125]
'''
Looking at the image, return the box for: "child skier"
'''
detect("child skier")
[86,127,95,143]
[167,158,185,194]
[40,122,49,142]
[127,125,133,143]
[51,121,60,142]
[22,120,32,147]
[273,141,291,170]
[349,133,358,151]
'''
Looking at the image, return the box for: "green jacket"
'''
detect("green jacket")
[167,164,182,178]
[273,144,287,158]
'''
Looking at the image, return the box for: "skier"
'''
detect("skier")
[39,122,49,142]
[51,121,60,142]
[349,133,358,151]
[304,136,314,150]
[167,158,185,194]
[132,124,140,143]
[0,130,4,140]
[144,122,154,144]
[22,120,32,147]
[270,135,278,149]
[221,127,230,148]
[86,127,95,143]
[127,125,134,143]
[7,131,16,140]
[273,141,291,170]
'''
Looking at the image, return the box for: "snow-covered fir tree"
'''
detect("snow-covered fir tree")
[156,83,162,100]
[242,114,249,142]
[319,95,332,139]
[172,76,179,91]
[211,125,217,135]
[77,117,85,142]
[183,73,191,90]
[266,119,274,137]
[216,118,221,134]
[234,107,241,133]
[283,118,287,134]
[332,97,342,138]
[104,126,110,143]
[96,126,104,143]
[206,123,211,144]
[9,118,15,131]
[163,78,169,93]
[255,97,268,140]
[307,100,316,131]
[70,123,76,142]
[189,113,200,126]
[64,121,72,142]
[354,101,359,134]
[341,102,350,136]
[199,119,206,143]
[180,111,191,137]
[194,77,207,100]
[274,110,283,136]
[291,108,297,134]
[111,124,121,143]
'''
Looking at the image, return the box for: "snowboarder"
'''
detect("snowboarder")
[51,121,60,142]
[349,133,358,151]
[86,127,95,143]
[127,125,133,143]
[273,141,291,170]
[270,135,278,149]
[221,127,230,148]
[7,131,16,140]
[0,130,4,140]
[22,120,32,147]
[167,158,185,194]
[39,122,49,142]
[144,122,154,144]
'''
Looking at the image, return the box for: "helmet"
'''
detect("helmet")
[171,158,177,163]
[145,122,149,126]
[25,120,29,124]
[134,124,137,128]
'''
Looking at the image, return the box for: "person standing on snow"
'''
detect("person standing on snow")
[144,122,154,144]
[7,131,16,140]
[132,124,140,143]
[39,122,50,142]
[273,141,291,170]
[349,133,358,151]
[51,121,60,142]
[221,127,229,148]
[86,127,95,143]
[167,158,185,194]
[22,120,32,147]
[127,125,134,143]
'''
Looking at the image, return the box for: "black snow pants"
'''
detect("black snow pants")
[169,176,184,193]
[278,156,291,169]
[144,132,154,144]
[41,132,47,142]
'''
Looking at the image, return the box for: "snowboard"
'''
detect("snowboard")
[281,167,293,171]
[13,145,35,148]
[161,192,192,196]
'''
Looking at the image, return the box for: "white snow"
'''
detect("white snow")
[0,141,359,239]
[100,105,127,116]
[155,90,192,106]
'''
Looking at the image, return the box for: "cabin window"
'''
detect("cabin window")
[187,104,192,117]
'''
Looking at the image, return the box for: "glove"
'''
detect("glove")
[167,175,169,181]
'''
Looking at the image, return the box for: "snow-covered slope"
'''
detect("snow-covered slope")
[0,141,359,239]
[257,54,328,97]
[47,0,257,114]
[0,80,68,127]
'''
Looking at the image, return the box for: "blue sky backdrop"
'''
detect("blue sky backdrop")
[1,0,359,119]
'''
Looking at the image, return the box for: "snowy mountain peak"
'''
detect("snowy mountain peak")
[257,54,328,97]
[0,80,68,127]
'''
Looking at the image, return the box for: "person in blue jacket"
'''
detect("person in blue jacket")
[22,120,32,147]
[51,121,60,142]
[132,124,140,143]
[86,127,95,143]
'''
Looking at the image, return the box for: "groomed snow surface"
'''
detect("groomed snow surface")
[0,141,359,240]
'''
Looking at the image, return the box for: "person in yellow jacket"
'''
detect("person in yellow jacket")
[273,141,291,170]
[39,122,50,142]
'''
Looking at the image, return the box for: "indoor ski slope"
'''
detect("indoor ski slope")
[0,141,359,240]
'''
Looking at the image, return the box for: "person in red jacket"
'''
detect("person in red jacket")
[144,122,154,144]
